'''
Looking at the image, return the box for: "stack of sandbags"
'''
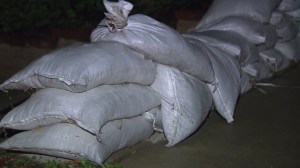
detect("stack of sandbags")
[179,0,282,124]
[189,0,300,84]
[90,0,216,147]
[1,0,300,165]
[183,0,300,124]
[0,0,215,164]
[0,40,163,164]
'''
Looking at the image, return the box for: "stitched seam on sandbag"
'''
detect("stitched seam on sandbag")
[10,148,100,164]
[2,115,97,133]
[4,115,69,127]
[170,71,181,144]
[3,74,87,88]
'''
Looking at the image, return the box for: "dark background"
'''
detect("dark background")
[0,0,212,47]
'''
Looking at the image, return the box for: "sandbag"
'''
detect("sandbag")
[0,116,153,164]
[195,0,282,28]
[183,30,260,66]
[193,16,278,50]
[270,11,298,41]
[204,45,241,123]
[151,64,212,146]
[0,41,156,92]
[91,12,215,83]
[277,0,300,12]
[242,61,273,81]
[0,84,160,135]
[259,48,291,72]
[274,38,300,61]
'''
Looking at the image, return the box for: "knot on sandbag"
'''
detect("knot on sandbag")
[103,0,133,32]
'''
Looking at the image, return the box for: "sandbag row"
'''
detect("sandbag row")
[192,0,300,83]
[0,28,158,164]
[0,1,214,163]
[0,35,168,164]
[183,0,300,124]
[1,0,300,165]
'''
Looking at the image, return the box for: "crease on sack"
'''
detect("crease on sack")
[1,73,87,90]
[166,72,181,146]
[143,110,163,133]
[2,115,70,128]
[0,115,97,133]
[8,147,100,164]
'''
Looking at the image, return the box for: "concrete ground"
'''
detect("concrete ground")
[0,64,299,168]
[107,64,300,168]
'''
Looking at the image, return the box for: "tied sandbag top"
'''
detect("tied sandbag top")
[91,1,216,84]
[103,0,133,32]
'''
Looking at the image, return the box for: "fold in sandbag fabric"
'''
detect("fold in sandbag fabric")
[270,11,298,42]
[203,45,241,123]
[259,48,291,72]
[182,30,259,66]
[297,22,300,36]
[240,71,252,94]
[151,64,212,146]
[274,38,300,61]
[0,84,160,134]
[0,41,156,92]
[143,107,163,132]
[195,0,282,28]
[91,14,215,83]
[193,16,278,50]
[286,8,300,21]
[277,0,300,12]
[0,116,154,164]
[242,60,273,81]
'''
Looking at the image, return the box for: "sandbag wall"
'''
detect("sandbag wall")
[0,0,299,165]
[190,0,300,82]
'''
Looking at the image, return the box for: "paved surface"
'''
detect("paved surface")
[0,64,299,168]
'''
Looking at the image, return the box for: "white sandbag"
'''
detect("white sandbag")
[240,71,252,94]
[0,41,156,92]
[183,30,260,66]
[151,64,212,146]
[274,38,300,61]
[277,0,300,12]
[0,116,153,164]
[286,8,300,21]
[242,61,273,81]
[194,16,278,50]
[204,45,241,123]
[91,13,215,83]
[259,48,291,72]
[195,0,282,28]
[0,84,160,134]
[270,11,298,41]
